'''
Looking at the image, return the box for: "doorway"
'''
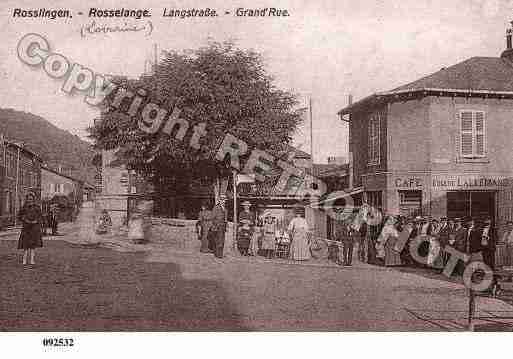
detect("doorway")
[446,191,495,222]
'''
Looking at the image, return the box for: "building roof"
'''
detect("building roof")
[2,139,42,161]
[310,163,349,178]
[41,165,84,184]
[393,57,513,92]
[338,56,513,116]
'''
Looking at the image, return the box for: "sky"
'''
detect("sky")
[0,0,511,163]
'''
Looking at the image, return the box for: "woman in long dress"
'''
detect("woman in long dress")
[380,217,402,266]
[288,209,311,261]
[250,223,262,256]
[17,192,43,265]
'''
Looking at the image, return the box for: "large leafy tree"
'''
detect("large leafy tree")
[89,41,304,200]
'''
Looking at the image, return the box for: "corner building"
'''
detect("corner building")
[338,28,513,225]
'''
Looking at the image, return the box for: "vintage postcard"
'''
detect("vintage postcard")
[1,0,513,354]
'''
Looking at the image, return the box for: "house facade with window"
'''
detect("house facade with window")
[41,166,84,202]
[0,137,42,228]
[338,28,513,224]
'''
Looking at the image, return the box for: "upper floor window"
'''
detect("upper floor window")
[460,110,485,158]
[5,152,16,178]
[368,113,381,165]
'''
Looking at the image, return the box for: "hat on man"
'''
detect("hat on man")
[242,200,251,207]
[454,217,462,223]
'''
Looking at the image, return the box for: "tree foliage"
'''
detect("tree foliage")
[88,41,304,193]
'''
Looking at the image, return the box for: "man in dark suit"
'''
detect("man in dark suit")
[466,217,483,261]
[211,196,227,259]
[480,218,496,270]
[437,217,450,266]
[452,218,467,275]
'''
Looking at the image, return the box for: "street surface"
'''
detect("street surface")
[1,226,513,331]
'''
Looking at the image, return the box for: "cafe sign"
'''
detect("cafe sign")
[432,175,510,189]
[394,177,422,188]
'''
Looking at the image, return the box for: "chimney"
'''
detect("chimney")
[348,94,353,106]
[501,23,513,61]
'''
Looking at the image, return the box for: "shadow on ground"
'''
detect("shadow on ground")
[0,240,247,331]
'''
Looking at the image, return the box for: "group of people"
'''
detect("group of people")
[196,200,313,261]
[332,213,510,275]
[239,203,312,261]
[41,202,60,236]
[16,193,86,265]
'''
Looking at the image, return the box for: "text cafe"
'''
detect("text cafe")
[388,175,426,217]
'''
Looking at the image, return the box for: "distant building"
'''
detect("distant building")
[96,149,151,226]
[41,166,85,203]
[327,156,347,165]
[0,136,42,228]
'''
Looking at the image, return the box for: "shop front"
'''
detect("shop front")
[362,173,509,221]
[430,174,510,222]
[388,174,428,217]
[362,173,429,218]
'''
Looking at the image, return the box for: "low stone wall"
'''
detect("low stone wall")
[149,218,237,255]
[149,218,199,251]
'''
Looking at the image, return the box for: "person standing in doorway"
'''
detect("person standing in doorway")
[211,196,227,259]
[480,218,496,270]
[17,192,43,265]
[466,217,483,262]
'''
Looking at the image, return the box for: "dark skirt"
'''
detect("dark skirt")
[18,223,43,249]
[237,230,252,250]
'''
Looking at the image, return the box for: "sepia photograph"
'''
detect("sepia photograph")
[1,0,513,355]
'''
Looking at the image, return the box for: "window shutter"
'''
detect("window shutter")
[460,111,473,157]
[475,111,485,156]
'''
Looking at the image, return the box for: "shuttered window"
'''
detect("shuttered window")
[460,110,486,158]
[368,113,380,165]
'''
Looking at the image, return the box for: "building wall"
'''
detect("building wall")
[388,98,431,172]
[349,105,388,188]
[427,96,513,221]
[349,95,513,223]
[97,149,129,226]
[0,144,41,227]
[386,98,431,215]
[369,96,513,220]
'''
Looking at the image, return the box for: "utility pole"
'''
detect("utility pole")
[154,43,158,70]
[308,96,316,240]
[309,96,313,164]
[14,144,20,227]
